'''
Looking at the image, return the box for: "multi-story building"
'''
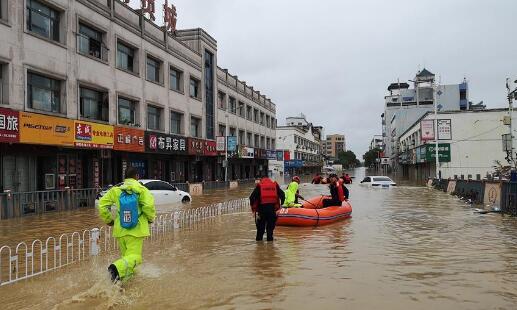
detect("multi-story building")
[323,134,346,160]
[382,68,469,171]
[269,114,323,176]
[398,109,509,180]
[0,0,276,192]
[370,135,383,151]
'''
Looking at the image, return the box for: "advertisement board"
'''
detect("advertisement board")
[114,127,145,152]
[188,138,217,156]
[19,112,74,146]
[0,107,19,143]
[266,150,277,160]
[227,136,237,152]
[145,132,187,154]
[216,136,226,151]
[421,119,435,140]
[425,143,451,162]
[437,119,452,140]
[74,121,114,149]
[283,150,291,161]
[239,146,254,158]
[276,151,284,161]
[284,160,304,168]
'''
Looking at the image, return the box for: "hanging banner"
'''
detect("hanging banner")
[276,150,284,161]
[227,136,237,151]
[216,136,226,151]
[283,150,291,161]
[437,119,452,140]
[0,107,19,143]
[74,121,114,149]
[421,119,435,140]
[188,138,217,156]
[145,131,187,154]
[19,112,74,146]
[114,127,145,152]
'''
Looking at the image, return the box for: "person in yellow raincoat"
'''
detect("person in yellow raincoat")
[283,176,304,208]
[98,167,156,282]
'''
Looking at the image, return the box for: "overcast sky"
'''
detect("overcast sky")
[130,0,517,156]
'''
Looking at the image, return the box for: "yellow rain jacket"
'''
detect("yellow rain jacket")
[283,181,302,208]
[98,178,156,238]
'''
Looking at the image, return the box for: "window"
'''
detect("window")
[254,134,259,148]
[229,127,236,137]
[272,118,276,129]
[170,111,183,134]
[118,97,137,126]
[27,72,62,113]
[266,115,270,128]
[189,77,200,98]
[229,97,236,114]
[146,56,162,83]
[254,109,259,123]
[217,91,226,110]
[246,132,252,146]
[272,139,276,149]
[0,63,6,105]
[145,181,176,191]
[77,23,106,60]
[169,67,183,92]
[218,124,226,137]
[260,136,265,148]
[246,105,252,120]
[117,41,136,73]
[266,138,270,150]
[26,0,60,42]
[79,87,108,121]
[190,117,201,137]
[260,112,265,125]
[0,0,6,21]
[147,105,162,130]
[239,130,245,145]
[238,101,245,117]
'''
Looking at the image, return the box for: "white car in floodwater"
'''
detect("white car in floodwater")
[360,176,397,188]
[95,179,192,206]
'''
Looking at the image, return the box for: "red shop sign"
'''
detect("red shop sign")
[188,138,217,156]
[0,107,20,143]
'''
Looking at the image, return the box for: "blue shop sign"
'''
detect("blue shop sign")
[266,150,277,160]
[227,136,237,152]
[284,159,304,168]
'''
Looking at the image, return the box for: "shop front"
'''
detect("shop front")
[145,131,188,183]
[113,126,145,183]
[188,138,217,182]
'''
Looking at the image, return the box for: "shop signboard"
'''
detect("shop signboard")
[114,127,145,152]
[19,112,74,146]
[284,160,304,169]
[227,136,237,151]
[266,150,277,160]
[188,138,217,156]
[74,121,114,149]
[283,150,291,161]
[216,136,226,151]
[0,107,19,143]
[239,145,254,158]
[255,148,267,159]
[276,151,284,161]
[437,119,452,140]
[145,132,187,154]
[421,119,435,140]
[425,143,451,162]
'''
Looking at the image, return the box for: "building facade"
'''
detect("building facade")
[270,114,323,176]
[398,109,509,180]
[0,0,276,192]
[382,68,469,171]
[370,135,383,151]
[323,134,346,160]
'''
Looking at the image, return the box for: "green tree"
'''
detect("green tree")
[363,147,382,168]
[336,150,360,169]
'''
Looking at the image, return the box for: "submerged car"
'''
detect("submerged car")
[359,176,397,188]
[96,179,191,206]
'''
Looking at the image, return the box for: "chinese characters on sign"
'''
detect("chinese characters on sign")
[163,0,177,33]
[216,136,226,151]
[74,121,114,149]
[19,112,74,146]
[420,119,435,140]
[145,131,187,154]
[0,107,19,143]
[437,119,452,140]
[188,138,217,156]
[114,127,145,152]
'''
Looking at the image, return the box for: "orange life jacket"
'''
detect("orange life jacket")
[336,180,345,202]
[251,178,280,212]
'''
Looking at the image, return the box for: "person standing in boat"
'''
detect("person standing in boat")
[311,173,322,184]
[283,176,304,208]
[322,174,349,208]
[249,177,285,241]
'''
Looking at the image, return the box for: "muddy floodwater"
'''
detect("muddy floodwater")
[2,168,517,309]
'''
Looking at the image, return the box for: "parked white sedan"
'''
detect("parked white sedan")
[360,176,397,188]
[95,179,191,206]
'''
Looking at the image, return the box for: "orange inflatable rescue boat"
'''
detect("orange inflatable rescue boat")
[276,196,352,226]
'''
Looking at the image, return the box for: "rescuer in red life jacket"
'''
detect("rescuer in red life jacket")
[249,177,285,241]
[322,174,349,208]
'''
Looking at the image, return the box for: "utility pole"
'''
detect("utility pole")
[434,79,442,179]
[225,113,229,182]
[506,78,517,172]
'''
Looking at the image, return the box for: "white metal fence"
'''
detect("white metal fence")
[0,198,249,286]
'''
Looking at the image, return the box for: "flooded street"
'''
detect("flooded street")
[2,169,517,309]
